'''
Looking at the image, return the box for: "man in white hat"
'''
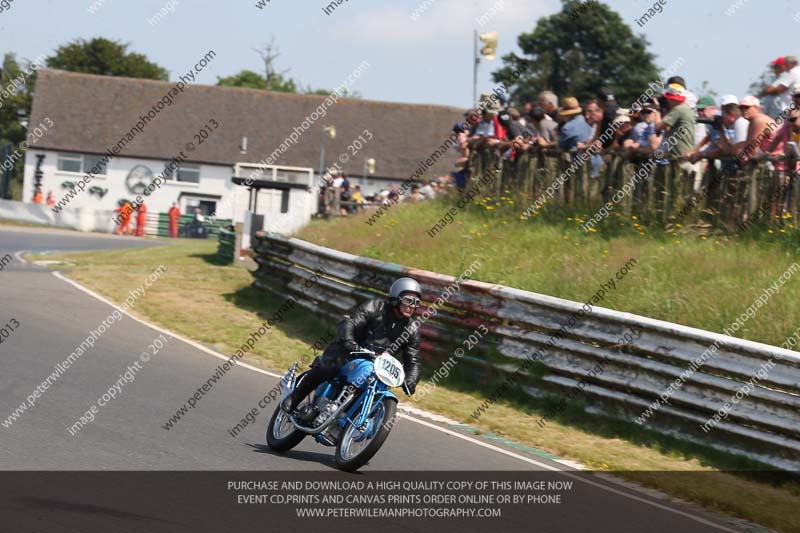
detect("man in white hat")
[687,95,748,166]
[716,95,749,156]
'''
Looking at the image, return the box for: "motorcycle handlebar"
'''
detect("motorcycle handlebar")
[349,349,377,358]
[350,350,410,393]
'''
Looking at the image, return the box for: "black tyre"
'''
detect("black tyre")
[266,406,306,452]
[266,376,311,452]
[334,398,397,472]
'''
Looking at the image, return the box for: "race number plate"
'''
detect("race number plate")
[374,353,405,388]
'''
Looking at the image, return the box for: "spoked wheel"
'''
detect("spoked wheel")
[266,378,311,452]
[335,398,397,472]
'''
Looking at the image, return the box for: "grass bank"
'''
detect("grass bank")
[34,240,799,533]
[298,194,800,349]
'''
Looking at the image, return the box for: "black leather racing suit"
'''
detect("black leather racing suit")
[287,298,422,409]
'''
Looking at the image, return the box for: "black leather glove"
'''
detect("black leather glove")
[404,379,416,396]
[343,341,362,354]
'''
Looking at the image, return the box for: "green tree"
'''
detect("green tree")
[2,39,166,199]
[492,0,660,106]
[303,86,361,98]
[217,70,269,90]
[1,53,39,199]
[266,74,298,93]
[0,53,31,145]
[46,37,168,80]
[216,38,352,96]
[216,69,297,93]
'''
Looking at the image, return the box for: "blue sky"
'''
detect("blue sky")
[1,0,798,108]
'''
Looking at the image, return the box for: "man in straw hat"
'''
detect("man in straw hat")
[557,97,593,152]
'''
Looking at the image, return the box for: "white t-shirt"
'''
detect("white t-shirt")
[775,66,800,114]
[332,177,344,188]
[733,117,749,144]
[694,123,708,147]
[419,184,435,199]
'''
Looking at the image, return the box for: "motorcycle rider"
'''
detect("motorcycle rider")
[281,277,423,416]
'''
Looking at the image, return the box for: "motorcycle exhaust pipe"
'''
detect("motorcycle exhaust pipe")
[290,384,356,434]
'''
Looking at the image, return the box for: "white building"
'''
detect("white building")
[23,69,462,234]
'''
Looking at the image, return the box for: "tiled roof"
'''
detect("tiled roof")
[28,69,464,180]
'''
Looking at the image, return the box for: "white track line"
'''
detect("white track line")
[52,271,282,380]
[396,414,561,471]
[14,250,28,264]
[51,270,741,532]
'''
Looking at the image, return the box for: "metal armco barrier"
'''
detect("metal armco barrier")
[251,232,800,470]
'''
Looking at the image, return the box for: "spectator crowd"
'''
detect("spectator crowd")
[318,54,800,217]
[318,170,451,217]
[457,54,800,197]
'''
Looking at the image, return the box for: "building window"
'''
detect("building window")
[280,189,290,213]
[184,198,217,217]
[57,153,82,173]
[84,154,108,175]
[57,153,108,175]
[162,164,175,180]
[176,164,200,183]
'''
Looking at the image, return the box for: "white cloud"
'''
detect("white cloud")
[334,0,555,46]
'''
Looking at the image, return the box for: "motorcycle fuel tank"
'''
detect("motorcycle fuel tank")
[339,358,374,389]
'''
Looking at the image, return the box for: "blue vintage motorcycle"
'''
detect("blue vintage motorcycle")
[266,349,407,471]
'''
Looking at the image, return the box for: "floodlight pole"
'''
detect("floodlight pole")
[473,29,480,107]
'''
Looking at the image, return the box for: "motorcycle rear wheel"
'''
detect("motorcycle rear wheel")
[334,398,397,472]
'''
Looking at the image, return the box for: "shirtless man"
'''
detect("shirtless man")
[737,96,778,165]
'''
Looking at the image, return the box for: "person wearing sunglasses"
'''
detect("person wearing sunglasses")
[281,277,423,416]
[737,96,779,167]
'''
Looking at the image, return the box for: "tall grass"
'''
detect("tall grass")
[298,193,800,348]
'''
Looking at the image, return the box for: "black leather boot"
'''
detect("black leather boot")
[279,396,295,415]
[280,372,321,415]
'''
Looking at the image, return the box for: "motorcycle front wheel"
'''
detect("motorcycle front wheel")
[266,376,311,452]
[334,397,397,472]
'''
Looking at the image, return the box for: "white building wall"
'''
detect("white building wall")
[22,149,236,220]
[250,187,316,235]
[21,150,317,236]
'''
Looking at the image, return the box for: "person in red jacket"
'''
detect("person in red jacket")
[32,189,43,204]
[135,202,148,237]
[168,202,181,238]
[115,201,133,236]
[46,191,56,207]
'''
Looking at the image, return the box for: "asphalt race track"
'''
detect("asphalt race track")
[0,226,758,532]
